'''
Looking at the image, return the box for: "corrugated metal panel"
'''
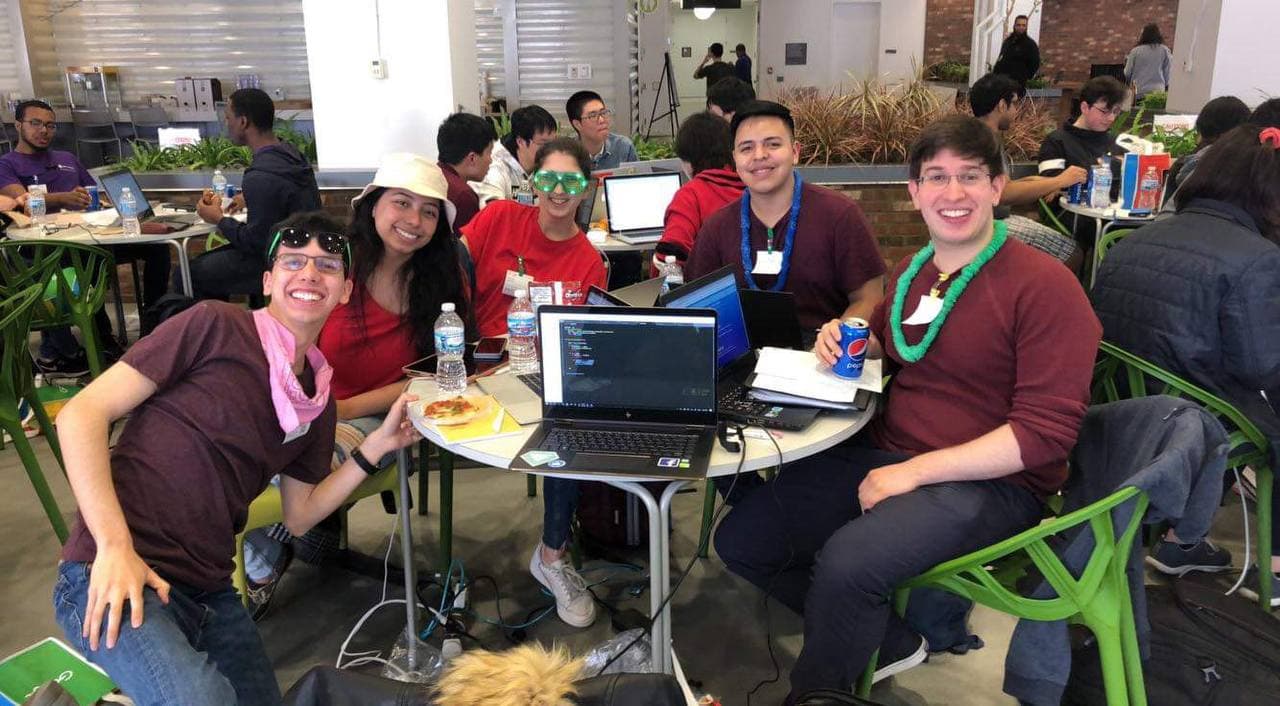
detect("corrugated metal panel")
[515,0,621,129]
[475,0,506,104]
[0,8,22,96]
[625,3,639,134]
[20,0,310,106]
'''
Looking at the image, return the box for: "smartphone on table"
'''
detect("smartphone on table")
[402,340,509,379]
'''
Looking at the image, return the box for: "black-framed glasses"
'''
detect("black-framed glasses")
[531,169,589,196]
[22,119,57,132]
[273,253,346,275]
[267,227,351,270]
[1089,103,1125,118]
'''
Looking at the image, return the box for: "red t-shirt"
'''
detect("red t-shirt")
[868,237,1102,498]
[461,200,608,336]
[687,181,886,330]
[318,283,419,402]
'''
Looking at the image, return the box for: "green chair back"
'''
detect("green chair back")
[1091,228,1135,287]
[0,241,115,376]
[1093,341,1273,610]
[1038,198,1071,237]
[0,283,70,542]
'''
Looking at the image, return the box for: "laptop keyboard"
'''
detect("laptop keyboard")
[719,385,814,431]
[544,428,697,458]
[518,373,543,396]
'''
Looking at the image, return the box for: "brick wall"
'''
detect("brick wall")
[1039,0,1178,83]
[924,0,974,67]
[923,0,1179,84]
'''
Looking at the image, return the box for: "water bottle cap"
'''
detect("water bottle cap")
[441,302,456,312]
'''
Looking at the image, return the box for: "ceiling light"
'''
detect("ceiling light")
[693,7,715,19]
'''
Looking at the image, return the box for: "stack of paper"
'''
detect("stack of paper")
[748,347,882,410]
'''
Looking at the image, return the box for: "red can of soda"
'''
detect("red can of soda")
[833,317,870,379]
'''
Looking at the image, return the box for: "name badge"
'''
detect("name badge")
[902,295,943,325]
[283,421,311,444]
[752,250,784,276]
[502,269,534,297]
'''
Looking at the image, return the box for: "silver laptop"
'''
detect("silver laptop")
[508,306,718,481]
[615,158,686,177]
[603,172,682,245]
[89,165,200,228]
[477,372,542,424]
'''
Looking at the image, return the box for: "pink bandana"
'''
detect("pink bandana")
[253,308,334,435]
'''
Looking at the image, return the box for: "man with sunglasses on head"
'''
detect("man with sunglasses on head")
[51,211,421,706]
[565,91,637,172]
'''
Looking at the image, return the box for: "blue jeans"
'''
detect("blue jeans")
[542,478,579,549]
[52,561,281,706]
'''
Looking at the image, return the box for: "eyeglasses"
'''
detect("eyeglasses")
[580,109,612,122]
[22,119,57,132]
[272,253,346,275]
[915,171,992,190]
[531,169,589,196]
[267,227,351,269]
[1089,103,1125,118]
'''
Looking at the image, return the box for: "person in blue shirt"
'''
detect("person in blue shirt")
[733,43,753,83]
[565,91,636,171]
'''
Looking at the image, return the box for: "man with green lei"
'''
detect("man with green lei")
[712,115,1101,702]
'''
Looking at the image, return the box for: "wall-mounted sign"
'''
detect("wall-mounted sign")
[681,46,692,58]
[785,43,807,66]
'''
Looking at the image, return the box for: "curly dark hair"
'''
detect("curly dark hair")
[346,188,471,355]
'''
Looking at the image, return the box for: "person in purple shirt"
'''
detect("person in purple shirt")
[1,99,171,374]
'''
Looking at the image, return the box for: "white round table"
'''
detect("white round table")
[1057,197,1156,284]
[405,374,874,674]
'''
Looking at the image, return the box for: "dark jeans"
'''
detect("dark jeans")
[188,245,264,300]
[53,561,281,706]
[543,477,578,549]
[712,442,1043,700]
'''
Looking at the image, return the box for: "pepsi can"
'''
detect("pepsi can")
[1067,167,1094,206]
[225,183,236,200]
[86,184,99,211]
[834,317,870,379]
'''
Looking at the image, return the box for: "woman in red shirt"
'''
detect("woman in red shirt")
[319,153,474,421]
[461,138,607,337]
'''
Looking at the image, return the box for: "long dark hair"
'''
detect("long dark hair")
[1138,23,1163,46]
[346,187,471,355]
[1176,125,1280,244]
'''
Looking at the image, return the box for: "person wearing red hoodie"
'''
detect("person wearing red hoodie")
[652,111,745,275]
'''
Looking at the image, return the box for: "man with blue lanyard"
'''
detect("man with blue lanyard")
[686,100,885,331]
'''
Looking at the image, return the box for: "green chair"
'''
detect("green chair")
[855,486,1150,705]
[0,241,115,377]
[1038,198,1072,237]
[0,283,70,543]
[1093,341,1274,610]
[1090,228,1135,288]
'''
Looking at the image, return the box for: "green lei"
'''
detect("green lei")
[889,220,1008,363]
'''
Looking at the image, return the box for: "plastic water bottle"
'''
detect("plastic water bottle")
[507,290,539,375]
[1134,165,1160,212]
[515,179,535,206]
[1090,159,1112,210]
[434,303,467,397]
[119,187,141,237]
[27,177,46,226]
[211,170,229,209]
[659,255,684,294]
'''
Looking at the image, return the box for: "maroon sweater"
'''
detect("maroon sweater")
[869,238,1101,497]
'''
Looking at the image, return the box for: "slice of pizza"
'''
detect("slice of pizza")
[421,395,491,426]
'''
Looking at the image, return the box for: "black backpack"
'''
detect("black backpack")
[1063,579,1280,705]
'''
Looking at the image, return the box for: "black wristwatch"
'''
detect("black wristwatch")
[350,446,380,476]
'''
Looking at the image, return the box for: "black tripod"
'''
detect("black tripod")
[644,51,680,140]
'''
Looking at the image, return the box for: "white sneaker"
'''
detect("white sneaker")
[529,545,596,628]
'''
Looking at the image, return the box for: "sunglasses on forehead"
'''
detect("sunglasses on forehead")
[531,169,589,196]
[266,227,352,269]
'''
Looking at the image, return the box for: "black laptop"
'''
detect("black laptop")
[659,265,824,431]
[508,306,718,481]
[737,288,808,350]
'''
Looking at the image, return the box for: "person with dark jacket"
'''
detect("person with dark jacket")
[1161,95,1251,211]
[191,88,321,300]
[992,15,1040,90]
[1093,124,1280,607]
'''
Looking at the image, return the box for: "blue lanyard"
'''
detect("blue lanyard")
[740,172,803,291]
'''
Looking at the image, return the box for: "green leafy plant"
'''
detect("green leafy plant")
[927,59,970,84]
[633,135,676,160]
[1025,75,1050,89]
[1149,126,1199,158]
[121,140,183,172]
[1141,90,1167,110]
[489,112,512,139]
[274,116,318,163]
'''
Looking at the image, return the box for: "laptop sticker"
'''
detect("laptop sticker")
[521,450,560,467]
[657,457,680,467]
[548,459,567,468]
[678,460,691,469]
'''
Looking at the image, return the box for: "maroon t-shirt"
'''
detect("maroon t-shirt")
[686,181,886,330]
[61,302,335,590]
[441,162,481,231]
[868,237,1101,497]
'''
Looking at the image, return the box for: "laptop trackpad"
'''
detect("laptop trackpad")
[574,453,652,471]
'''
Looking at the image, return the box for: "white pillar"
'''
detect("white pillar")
[302,0,479,169]
[1169,0,1280,112]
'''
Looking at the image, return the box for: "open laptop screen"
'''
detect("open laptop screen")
[603,173,681,233]
[539,308,717,417]
[92,166,155,218]
[659,265,751,370]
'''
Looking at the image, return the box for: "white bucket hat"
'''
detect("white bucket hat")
[350,152,458,228]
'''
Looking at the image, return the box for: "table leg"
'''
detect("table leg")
[438,448,454,574]
[108,271,127,347]
[657,480,687,677]
[1089,218,1104,287]
[164,238,193,296]
[396,447,420,669]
